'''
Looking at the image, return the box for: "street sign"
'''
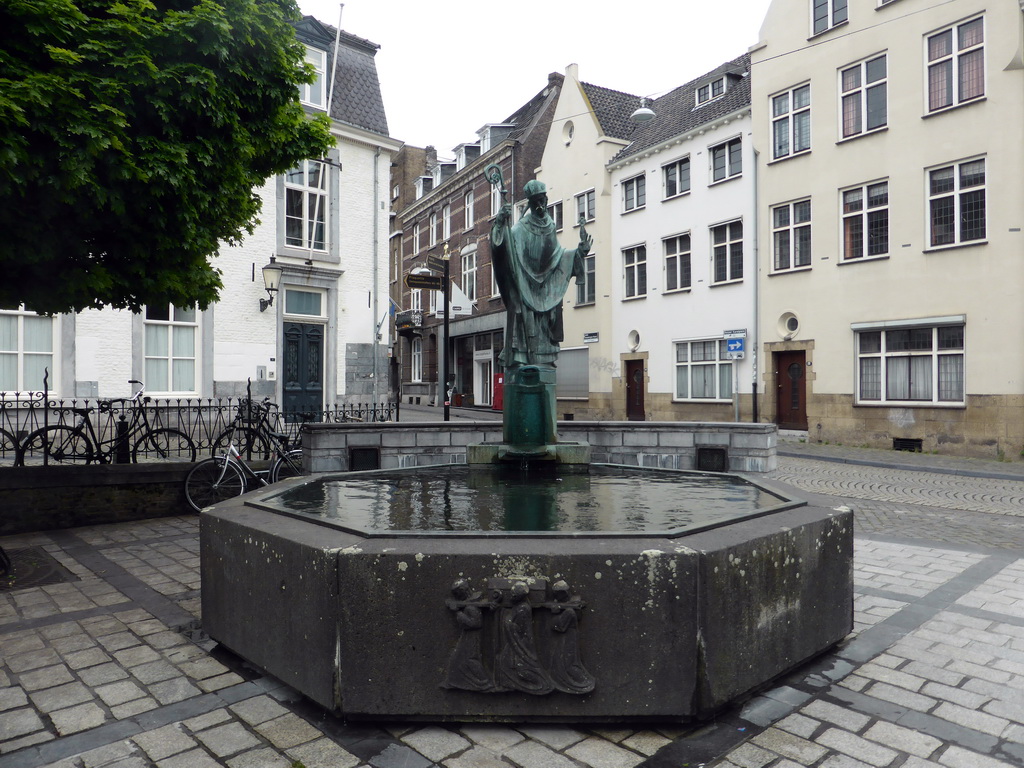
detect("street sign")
[725,337,745,360]
[405,272,443,290]
[723,328,747,338]
[426,254,447,273]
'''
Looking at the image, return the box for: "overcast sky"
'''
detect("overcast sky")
[296,0,771,156]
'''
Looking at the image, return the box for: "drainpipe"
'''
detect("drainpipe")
[373,146,381,406]
[752,145,760,424]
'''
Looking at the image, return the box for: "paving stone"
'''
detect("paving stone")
[154,746,224,768]
[442,744,508,768]
[2,632,45,656]
[151,677,202,705]
[254,713,321,749]
[79,662,130,687]
[864,681,937,712]
[113,645,162,667]
[504,740,579,768]
[776,712,820,738]
[178,657,229,680]
[79,740,138,767]
[0,686,29,712]
[0,707,46,740]
[225,747,292,768]
[196,721,262,757]
[460,724,525,751]
[50,701,106,736]
[184,708,233,732]
[229,695,290,726]
[591,728,634,743]
[751,728,829,764]
[938,745,1020,767]
[286,737,362,768]
[96,679,147,707]
[818,755,874,767]
[816,728,899,767]
[620,730,672,756]
[6,647,61,673]
[863,720,941,759]
[803,700,871,732]
[934,701,1010,736]
[19,664,75,691]
[565,736,645,768]
[50,634,97,654]
[197,671,244,692]
[29,681,93,713]
[64,647,112,670]
[0,728,54,755]
[724,741,777,768]
[131,659,180,684]
[516,724,586,749]
[900,757,944,768]
[111,696,160,719]
[97,632,142,653]
[400,725,470,761]
[39,622,82,641]
[132,723,198,760]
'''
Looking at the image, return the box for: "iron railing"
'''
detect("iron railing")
[0,391,396,466]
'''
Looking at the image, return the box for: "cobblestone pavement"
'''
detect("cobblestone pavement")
[3,447,1024,768]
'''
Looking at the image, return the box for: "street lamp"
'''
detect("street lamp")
[260,256,283,312]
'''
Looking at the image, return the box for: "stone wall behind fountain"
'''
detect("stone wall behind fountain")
[303,421,777,473]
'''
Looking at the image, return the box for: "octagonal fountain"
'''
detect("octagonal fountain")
[201,459,852,723]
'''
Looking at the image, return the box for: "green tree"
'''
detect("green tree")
[0,0,333,314]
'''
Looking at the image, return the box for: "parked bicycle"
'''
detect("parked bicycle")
[210,396,286,460]
[185,421,306,512]
[17,380,197,465]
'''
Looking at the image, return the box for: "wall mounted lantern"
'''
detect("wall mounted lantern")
[260,256,283,312]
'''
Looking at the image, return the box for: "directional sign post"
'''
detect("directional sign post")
[426,254,447,274]
[725,337,745,360]
[405,272,443,291]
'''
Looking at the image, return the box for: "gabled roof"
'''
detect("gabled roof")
[611,53,751,163]
[580,82,643,141]
[497,72,565,144]
[293,16,389,137]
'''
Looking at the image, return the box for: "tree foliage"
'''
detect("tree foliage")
[0,0,333,313]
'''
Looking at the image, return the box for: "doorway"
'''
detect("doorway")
[474,354,492,407]
[774,350,807,430]
[625,359,645,421]
[283,322,324,420]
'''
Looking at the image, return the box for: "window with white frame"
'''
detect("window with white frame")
[576,254,595,305]
[843,181,889,260]
[812,0,847,35]
[411,337,423,382]
[461,249,477,301]
[490,182,501,216]
[841,55,887,138]
[771,200,812,271]
[285,160,327,250]
[429,288,439,314]
[429,212,438,246]
[464,190,474,229]
[927,17,984,113]
[623,245,647,299]
[664,234,691,292]
[675,340,733,401]
[0,306,55,392]
[284,289,325,318]
[144,304,197,394]
[771,85,810,160]
[711,221,743,283]
[663,157,690,198]
[410,287,421,312]
[856,323,964,404]
[412,223,421,253]
[548,200,563,231]
[696,77,725,106]
[442,204,451,240]
[928,158,985,248]
[575,189,595,222]
[299,46,326,107]
[622,174,646,212]
[710,138,742,183]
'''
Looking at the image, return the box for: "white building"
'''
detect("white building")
[1,17,401,417]
[752,0,1024,457]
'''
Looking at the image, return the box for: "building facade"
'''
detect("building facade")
[1,17,401,417]
[392,74,564,408]
[752,0,1024,457]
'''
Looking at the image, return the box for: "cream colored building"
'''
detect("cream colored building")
[752,0,1024,458]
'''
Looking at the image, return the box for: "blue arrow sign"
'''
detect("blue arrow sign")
[727,338,744,352]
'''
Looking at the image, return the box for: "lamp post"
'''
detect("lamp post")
[260,256,283,312]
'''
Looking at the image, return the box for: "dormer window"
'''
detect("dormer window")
[478,124,515,153]
[454,144,481,171]
[696,77,726,106]
[299,46,326,108]
[415,176,433,200]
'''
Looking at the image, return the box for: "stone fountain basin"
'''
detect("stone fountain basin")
[200,467,852,723]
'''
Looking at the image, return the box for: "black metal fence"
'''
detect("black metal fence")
[0,391,396,465]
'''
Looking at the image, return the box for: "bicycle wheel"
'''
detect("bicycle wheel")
[270,449,307,483]
[185,457,247,512]
[211,427,270,460]
[18,425,95,465]
[133,428,197,463]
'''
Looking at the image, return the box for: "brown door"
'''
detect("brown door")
[625,360,645,421]
[775,351,807,430]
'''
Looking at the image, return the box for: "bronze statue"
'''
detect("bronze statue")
[487,168,592,370]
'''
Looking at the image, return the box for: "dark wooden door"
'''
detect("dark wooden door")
[775,350,807,430]
[625,360,645,421]
[283,322,324,421]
